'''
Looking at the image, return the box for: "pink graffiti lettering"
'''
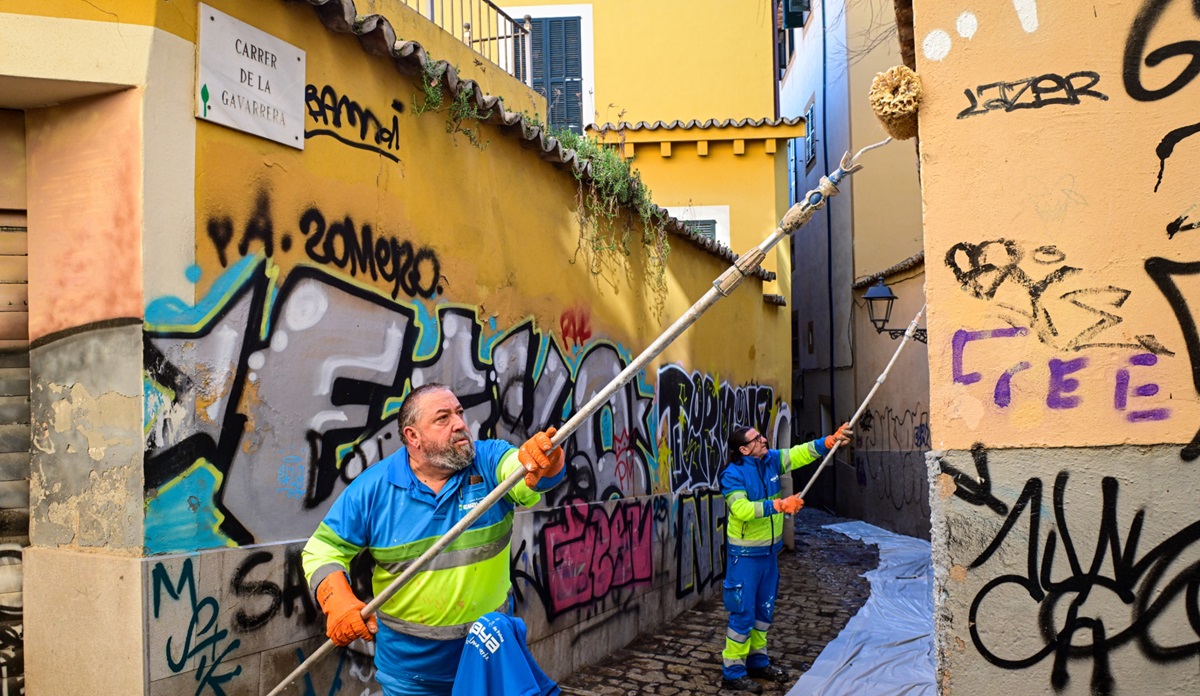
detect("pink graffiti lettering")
[540,500,653,615]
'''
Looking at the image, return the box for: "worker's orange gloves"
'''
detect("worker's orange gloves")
[316,571,377,646]
[772,495,804,514]
[824,422,853,450]
[519,427,565,487]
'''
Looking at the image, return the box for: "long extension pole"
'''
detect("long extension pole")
[266,138,893,696]
[797,303,926,500]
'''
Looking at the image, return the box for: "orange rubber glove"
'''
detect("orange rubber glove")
[772,495,804,514]
[316,572,377,646]
[824,422,853,450]
[518,427,565,487]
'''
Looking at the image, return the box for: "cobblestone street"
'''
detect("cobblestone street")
[557,508,881,695]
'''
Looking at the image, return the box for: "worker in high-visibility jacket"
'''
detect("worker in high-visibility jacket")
[718,423,852,694]
[301,382,566,696]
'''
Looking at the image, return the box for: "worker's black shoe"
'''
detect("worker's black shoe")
[748,663,790,683]
[721,675,764,694]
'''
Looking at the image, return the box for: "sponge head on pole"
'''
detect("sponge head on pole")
[869,65,922,141]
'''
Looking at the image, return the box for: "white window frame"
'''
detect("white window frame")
[665,205,731,249]
[501,4,596,130]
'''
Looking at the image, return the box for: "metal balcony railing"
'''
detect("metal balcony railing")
[397,0,532,85]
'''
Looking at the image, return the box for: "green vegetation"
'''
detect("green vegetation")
[533,118,671,294]
[412,59,492,150]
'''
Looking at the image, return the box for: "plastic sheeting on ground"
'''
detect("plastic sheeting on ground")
[787,521,936,696]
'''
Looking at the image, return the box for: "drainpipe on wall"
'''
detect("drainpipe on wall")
[772,0,781,120]
[820,0,837,512]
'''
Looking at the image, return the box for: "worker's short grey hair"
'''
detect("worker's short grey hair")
[397,383,453,444]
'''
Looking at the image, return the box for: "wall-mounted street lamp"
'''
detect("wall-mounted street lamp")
[864,279,927,343]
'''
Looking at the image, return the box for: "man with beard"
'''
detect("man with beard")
[302,382,566,695]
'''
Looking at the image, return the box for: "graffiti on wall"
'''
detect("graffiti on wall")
[957,71,1107,119]
[1144,257,1200,460]
[1123,0,1200,192]
[204,194,442,299]
[305,84,404,162]
[674,489,726,598]
[943,238,1200,460]
[944,239,1172,356]
[144,258,661,548]
[512,498,658,620]
[947,449,1200,696]
[148,545,376,695]
[852,405,931,517]
[151,559,243,693]
[0,543,21,696]
[656,365,779,493]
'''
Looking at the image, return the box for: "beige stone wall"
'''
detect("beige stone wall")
[846,268,930,539]
[916,0,1200,692]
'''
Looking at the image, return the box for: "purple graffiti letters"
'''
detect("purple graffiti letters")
[953,327,1029,388]
[1114,353,1170,422]
[995,362,1032,407]
[1047,357,1088,409]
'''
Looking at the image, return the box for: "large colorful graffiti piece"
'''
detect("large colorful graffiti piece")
[656,364,781,493]
[143,257,662,550]
[143,258,792,643]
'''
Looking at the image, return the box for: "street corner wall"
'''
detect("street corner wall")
[136,1,792,691]
[845,271,930,540]
[25,88,147,551]
[913,1,1200,694]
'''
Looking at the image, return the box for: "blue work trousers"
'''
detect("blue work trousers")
[721,553,780,680]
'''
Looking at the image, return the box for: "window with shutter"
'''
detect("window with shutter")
[684,219,718,241]
[514,16,584,134]
[804,103,816,167]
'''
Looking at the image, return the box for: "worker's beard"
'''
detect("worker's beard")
[426,432,475,472]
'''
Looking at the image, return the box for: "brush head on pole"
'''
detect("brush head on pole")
[869,65,922,141]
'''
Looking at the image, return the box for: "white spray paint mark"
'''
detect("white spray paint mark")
[271,330,288,352]
[206,324,240,423]
[248,372,258,383]
[286,283,329,331]
[1013,0,1038,32]
[922,29,952,61]
[310,410,349,431]
[956,12,977,39]
[248,351,266,370]
[318,322,405,395]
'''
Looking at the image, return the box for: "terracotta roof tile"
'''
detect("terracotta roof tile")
[591,117,805,133]
[851,252,925,289]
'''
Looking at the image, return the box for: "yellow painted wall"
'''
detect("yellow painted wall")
[190,0,778,381]
[6,0,543,120]
[610,128,800,302]
[503,0,776,124]
[918,0,1198,452]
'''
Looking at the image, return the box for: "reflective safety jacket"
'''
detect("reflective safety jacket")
[301,440,564,685]
[719,439,830,557]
